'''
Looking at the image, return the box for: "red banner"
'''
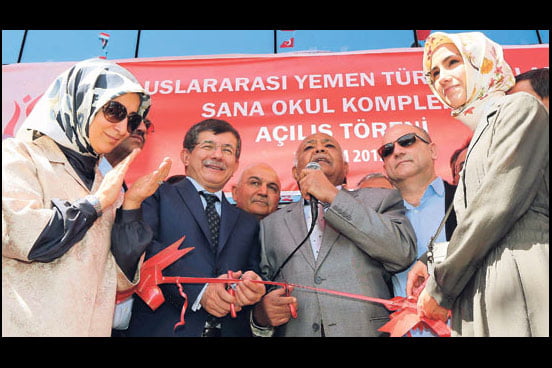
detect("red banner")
[3,45,548,197]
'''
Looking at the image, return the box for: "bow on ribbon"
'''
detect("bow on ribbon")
[117,237,451,336]
[116,236,194,310]
[377,296,451,337]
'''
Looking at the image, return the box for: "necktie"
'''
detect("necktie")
[310,202,325,260]
[201,191,220,252]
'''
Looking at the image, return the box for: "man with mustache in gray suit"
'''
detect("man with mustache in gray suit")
[252,133,417,337]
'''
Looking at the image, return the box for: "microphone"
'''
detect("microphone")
[305,161,321,171]
[305,161,321,221]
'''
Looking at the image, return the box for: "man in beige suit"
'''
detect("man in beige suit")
[252,133,417,337]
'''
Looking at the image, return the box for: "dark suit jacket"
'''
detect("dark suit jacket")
[444,180,458,241]
[126,177,261,337]
[417,180,457,266]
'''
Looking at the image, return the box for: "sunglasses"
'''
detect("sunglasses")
[130,121,156,139]
[143,119,155,134]
[377,133,430,159]
[102,100,143,133]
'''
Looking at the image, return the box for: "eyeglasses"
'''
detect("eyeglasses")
[102,100,143,133]
[128,119,155,138]
[194,140,236,157]
[377,133,430,159]
[144,119,154,134]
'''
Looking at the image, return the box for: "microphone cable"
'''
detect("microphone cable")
[270,161,321,281]
[270,201,318,282]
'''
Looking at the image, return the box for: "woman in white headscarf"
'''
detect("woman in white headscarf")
[413,32,548,336]
[2,58,171,336]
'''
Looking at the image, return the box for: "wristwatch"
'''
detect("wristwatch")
[85,195,103,217]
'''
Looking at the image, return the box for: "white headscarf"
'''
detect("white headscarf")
[17,58,150,158]
[422,32,516,130]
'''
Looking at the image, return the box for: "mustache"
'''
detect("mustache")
[203,159,227,170]
[129,132,145,144]
[251,196,269,205]
[311,154,331,165]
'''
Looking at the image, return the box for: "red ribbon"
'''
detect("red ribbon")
[173,282,188,331]
[117,237,451,336]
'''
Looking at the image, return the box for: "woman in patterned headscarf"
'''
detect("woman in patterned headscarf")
[411,32,548,336]
[2,58,171,336]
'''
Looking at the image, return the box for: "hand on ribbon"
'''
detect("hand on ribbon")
[417,288,450,323]
[234,270,266,308]
[201,271,243,318]
[406,260,429,298]
[253,286,298,327]
[408,265,450,324]
[116,236,450,335]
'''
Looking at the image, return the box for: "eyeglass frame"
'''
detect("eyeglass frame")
[192,140,237,157]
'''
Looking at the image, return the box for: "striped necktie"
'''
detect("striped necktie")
[200,191,220,252]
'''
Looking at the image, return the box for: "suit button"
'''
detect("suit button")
[314,275,324,284]
[312,323,320,332]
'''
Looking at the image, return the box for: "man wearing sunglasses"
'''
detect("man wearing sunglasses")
[104,119,154,171]
[98,99,153,185]
[98,118,154,336]
[379,125,457,336]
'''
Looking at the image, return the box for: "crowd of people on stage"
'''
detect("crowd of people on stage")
[2,32,548,337]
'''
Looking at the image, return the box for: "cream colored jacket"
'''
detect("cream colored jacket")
[2,134,139,337]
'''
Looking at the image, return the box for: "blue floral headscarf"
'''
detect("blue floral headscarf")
[423,32,515,130]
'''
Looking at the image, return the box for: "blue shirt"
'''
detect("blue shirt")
[392,177,447,297]
[98,156,113,176]
[391,177,448,337]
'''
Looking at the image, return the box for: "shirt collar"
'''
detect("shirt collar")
[403,177,445,210]
[428,176,445,197]
[187,176,223,201]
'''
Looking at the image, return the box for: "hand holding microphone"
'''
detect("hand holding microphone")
[299,161,339,206]
[305,161,321,220]
[272,160,330,282]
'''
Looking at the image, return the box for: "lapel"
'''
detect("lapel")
[175,178,213,248]
[315,212,340,268]
[443,181,458,241]
[464,103,500,170]
[174,178,239,255]
[218,193,240,255]
[283,200,316,270]
[39,136,93,193]
[461,106,498,209]
[466,114,491,161]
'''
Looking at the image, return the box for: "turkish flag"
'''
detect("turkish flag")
[416,30,431,41]
[280,37,295,48]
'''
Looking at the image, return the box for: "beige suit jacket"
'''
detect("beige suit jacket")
[2,135,138,336]
[426,93,549,336]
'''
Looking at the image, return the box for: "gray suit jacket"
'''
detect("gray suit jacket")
[259,188,417,337]
[426,93,549,337]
